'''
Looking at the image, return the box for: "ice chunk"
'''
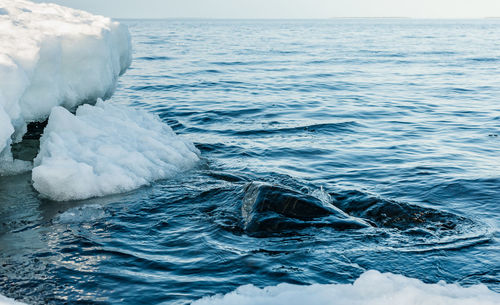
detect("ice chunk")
[0,294,27,305]
[0,0,132,171]
[32,100,200,201]
[193,270,500,305]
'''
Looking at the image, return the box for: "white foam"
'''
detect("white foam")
[0,0,131,174]
[32,100,200,201]
[193,270,500,305]
[0,294,27,305]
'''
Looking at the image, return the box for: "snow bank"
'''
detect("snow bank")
[0,0,131,173]
[0,294,27,305]
[32,101,200,201]
[193,270,500,305]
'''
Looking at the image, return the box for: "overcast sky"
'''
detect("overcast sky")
[33,0,500,19]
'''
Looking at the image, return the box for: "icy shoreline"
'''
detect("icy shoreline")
[193,270,500,305]
[0,0,131,173]
[2,270,498,305]
[0,0,200,200]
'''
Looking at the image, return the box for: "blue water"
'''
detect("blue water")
[1,19,500,304]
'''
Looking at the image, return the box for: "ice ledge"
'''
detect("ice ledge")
[32,101,200,201]
[0,0,132,173]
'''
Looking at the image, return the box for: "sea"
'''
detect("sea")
[1,19,499,304]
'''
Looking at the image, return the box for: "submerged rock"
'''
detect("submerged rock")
[330,190,467,232]
[240,181,474,237]
[242,182,369,233]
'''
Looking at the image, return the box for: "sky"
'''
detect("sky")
[33,0,500,19]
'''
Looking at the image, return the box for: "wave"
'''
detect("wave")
[467,57,500,62]
[137,56,172,61]
[232,121,359,136]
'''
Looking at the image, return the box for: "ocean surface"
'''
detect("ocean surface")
[1,19,499,304]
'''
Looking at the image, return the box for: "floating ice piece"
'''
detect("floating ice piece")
[193,270,500,305]
[32,101,200,201]
[56,204,107,224]
[0,0,132,172]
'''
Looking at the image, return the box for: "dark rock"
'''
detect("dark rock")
[242,182,369,233]
[11,119,48,161]
[11,139,39,161]
[330,190,466,231]
[24,120,48,140]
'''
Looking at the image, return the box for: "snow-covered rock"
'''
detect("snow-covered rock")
[193,270,500,305]
[0,0,132,174]
[32,101,200,201]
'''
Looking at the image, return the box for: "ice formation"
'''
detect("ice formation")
[0,294,26,305]
[0,0,200,201]
[193,270,500,305]
[32,101,200,201]
[0,0,132,173]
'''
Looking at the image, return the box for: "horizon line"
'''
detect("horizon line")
[114,16,500,20]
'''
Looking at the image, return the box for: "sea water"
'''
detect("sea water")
[1,19,499,304]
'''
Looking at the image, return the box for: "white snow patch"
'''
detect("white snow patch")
[193,270,500,305]
[32,100,200,201]
[0,0,131,174]
[0,294,27,305]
